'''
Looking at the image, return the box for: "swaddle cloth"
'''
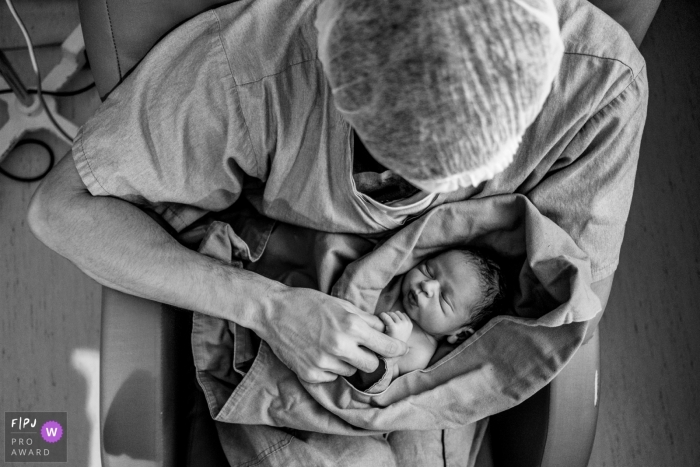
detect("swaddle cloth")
[192,193,600,434]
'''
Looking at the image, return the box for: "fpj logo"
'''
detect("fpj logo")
[5,412,67,463]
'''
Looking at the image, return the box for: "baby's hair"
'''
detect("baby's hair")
[455,247,507,335]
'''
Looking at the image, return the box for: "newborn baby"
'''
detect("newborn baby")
[378,249,505,379]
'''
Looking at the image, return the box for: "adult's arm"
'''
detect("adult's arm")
[27,153,407,382]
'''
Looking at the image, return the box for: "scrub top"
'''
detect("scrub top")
[70,0,648,464]
[72,0,647,283]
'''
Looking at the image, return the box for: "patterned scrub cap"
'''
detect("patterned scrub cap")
[316,0,564,192]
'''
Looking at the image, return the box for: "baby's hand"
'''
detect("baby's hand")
[379,311,413,343]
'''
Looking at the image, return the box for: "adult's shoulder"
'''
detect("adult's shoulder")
[213,0,321,85]
[496,0,650,281]
[554,0,647,113]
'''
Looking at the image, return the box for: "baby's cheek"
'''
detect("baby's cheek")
[414,308,431,328]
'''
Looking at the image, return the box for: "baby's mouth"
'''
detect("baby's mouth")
[408,290,418,309]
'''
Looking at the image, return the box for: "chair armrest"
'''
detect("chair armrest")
[490,326,600,467]
[100,287,193,467]
[540,327,600,466]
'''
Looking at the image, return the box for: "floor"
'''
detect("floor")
[1,1,699,466]
[588,1,700,465]
[1,1,101,466]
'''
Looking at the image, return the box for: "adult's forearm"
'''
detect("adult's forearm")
[28,152,407,383]
[27,153,278,333]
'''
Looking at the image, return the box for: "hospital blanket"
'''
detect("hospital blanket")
[191,193,601,434]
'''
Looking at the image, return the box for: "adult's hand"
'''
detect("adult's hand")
[27,154,406,384]
[259,285,408,384]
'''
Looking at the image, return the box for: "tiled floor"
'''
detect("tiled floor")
[1,1,699,466]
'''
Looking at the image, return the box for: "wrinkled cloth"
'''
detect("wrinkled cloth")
[191,194,601,465]
[316,0,564,191]
[71,0,647,284]
[68,0,648,464]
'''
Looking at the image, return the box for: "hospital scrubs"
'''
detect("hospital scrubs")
[70,0,648,464]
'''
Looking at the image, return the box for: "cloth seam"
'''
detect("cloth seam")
[220,340,267,419]
[563,50,636,77]
[193,357,219,417]
[591,261,617,282]
[250,219,276,261]
[212,10,237,86]
[591,63,647,120]
[212,9,262,179]
[191,315,227,419]
[104,0,122,78]
[235,433,294,467]
[529,62,646,276]
[535,60,646,179]
[236,58,318,87]
[565,53,647,111]
[569,64,646,278]
[79,129,112,196]
[363,359,392,393]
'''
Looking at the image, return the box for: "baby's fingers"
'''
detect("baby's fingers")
[391,311,407,322]
[379,313,395,326]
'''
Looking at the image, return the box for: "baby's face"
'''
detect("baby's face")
[401,250,482,336]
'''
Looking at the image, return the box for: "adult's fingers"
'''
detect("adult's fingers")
[353,310,385,331]
[338,344,381,373]
[359,327,408,358]
[319,358,358,378]
[297,369,339,384]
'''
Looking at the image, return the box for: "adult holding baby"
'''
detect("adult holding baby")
[27,0,647,465]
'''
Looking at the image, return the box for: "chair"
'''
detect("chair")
[79,0,660,465]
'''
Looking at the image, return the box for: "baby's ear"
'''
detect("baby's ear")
[446,326,475,344]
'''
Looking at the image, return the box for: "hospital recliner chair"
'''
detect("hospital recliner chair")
[79,0,660,465]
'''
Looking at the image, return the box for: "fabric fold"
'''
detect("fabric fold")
[192,193,601,434]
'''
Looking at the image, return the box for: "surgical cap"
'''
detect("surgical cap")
[316,0,564,192]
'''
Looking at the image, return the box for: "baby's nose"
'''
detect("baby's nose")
[421,280,439,296]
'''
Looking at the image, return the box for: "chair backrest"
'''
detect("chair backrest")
[80,0,660,100]
[79,0,228,99]
[588,0,660,46]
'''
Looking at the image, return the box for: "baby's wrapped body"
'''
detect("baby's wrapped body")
[192,193,601,439]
